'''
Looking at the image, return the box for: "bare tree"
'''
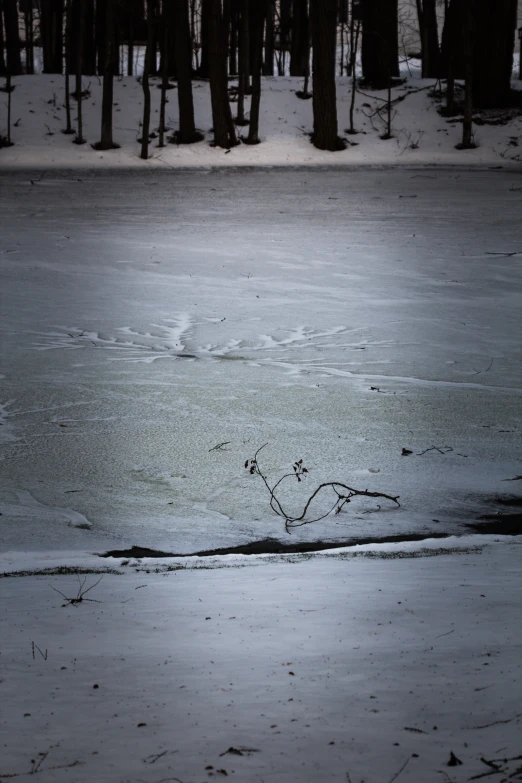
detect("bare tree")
[62,0,74,135]
[140,0,155,160]
[173,0,203,143]
[415,0,440,77]
[2,0,22,75]
[74,0,86,145]
[207,0,237,148]
[94,0,119,149]
[262,0,275,75]
[457,0,475,149]
[245,0,268,144]
[235,0,250,125]
[310,0,345,151]
[361,0,399,88]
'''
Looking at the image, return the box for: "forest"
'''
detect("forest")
[0,1,520,156]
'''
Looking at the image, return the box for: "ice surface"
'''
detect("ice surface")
[0,169,521,555]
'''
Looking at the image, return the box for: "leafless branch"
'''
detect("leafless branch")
[246,444,400,533]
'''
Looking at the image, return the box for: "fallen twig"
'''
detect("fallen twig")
[246,444,399,533]
[49,575,103,606]
[388,757,410,783]
[417,446,453,456]
[209,441,231,452]
[485,251,522,257]
[465,713,522,730]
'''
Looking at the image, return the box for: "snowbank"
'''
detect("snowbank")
[1,70,522,170]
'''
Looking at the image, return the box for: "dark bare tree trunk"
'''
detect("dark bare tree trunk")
[348,14,361,133]
[290,0,309,77]
[198,0,210,76]
[62,0,74,133]
[279,0,291,74]
[458,0,474,148]
[236,0,250,124]
[361,0,399,88]
[158,9,168,147]
[68,0,94,75]
[20,0,35,74]
[229,0,238,74]
[3,0,22,75]
[0,5,6,75]
[141,0,155,159]
[262,0,274,75]
[4,71,14,144]
[472,0,517,108]
[310,0,344,151]
[208,0,237,148]
[246,0,267,144]
[440,0,465,79]
[74,0,86,144]
[149,0,160,74]
[82,0,96,75]
[416,0,440,78]
[173,0,202,143]
[94,0,119,150]
[95,0,105,73]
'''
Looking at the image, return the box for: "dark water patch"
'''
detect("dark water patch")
[101,533,451,559]
[465,514,522,535]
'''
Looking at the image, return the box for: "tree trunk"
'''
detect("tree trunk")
[472,0,517,108]
[229,0,238,74]
[95,0,104,73]
[0,4,6,75]
[310,0,343,151]
[440,0,465,79]
[20,1,35,74]
[208,0,237,148]
[95,0,118,150]
[361,0,399,88]
[262,0,274,75]
[279,0,291,49]
[246,0,267,144]
[417,0,440,78]
[290,0,309,77]
[174,0,202,143]
[459,0,474,148]
[3,0,22,75]
[236,0,250,124]
[63,0,74,133]
[198,0,210,77]
[82,0,96,75]
[141,0,154,160]
[74,0,86,144]
[68,0,94,75]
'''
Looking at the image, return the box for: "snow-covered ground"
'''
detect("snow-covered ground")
[1,62,522,169]
[1,538,521,783]
[1,63,521,783]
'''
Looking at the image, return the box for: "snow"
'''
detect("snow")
[1,65,522,169]
[1,538,521,782]
[1,56,522,783]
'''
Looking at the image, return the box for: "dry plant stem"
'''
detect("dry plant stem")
[247,444,400,533]
[49,574,103,605]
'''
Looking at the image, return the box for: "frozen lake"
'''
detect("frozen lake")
[1,168,521,554]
